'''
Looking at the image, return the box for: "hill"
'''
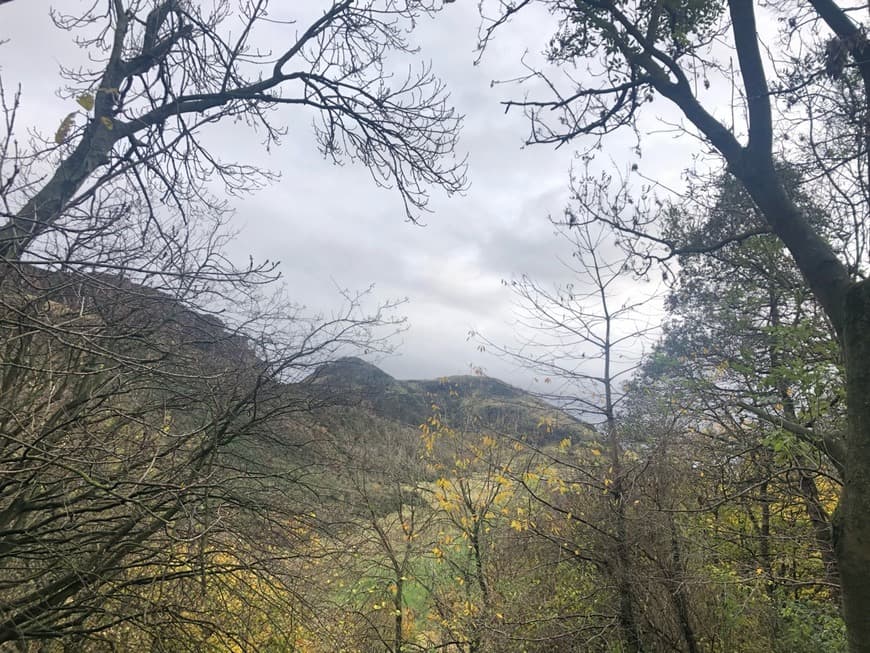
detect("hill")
[306,357,592,443]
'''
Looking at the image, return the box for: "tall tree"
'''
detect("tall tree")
[479,0,870,647]
[476,219,658,651]
[0,1,461,648]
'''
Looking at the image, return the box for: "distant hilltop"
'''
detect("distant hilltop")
[307,357,592,443]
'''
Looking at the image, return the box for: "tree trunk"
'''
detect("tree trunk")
[613,495,643,653]
[667,515,699,653]
[394,577,403,653]
[759,479,774,598]
[796,469,840,595]
[837,280,870,653]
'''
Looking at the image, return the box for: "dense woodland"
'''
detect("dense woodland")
[0,0,868,651]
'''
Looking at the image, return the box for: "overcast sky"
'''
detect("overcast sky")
[0,1,697,387]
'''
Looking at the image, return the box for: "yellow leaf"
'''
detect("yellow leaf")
[590,448,601,456]
[76,93,94,111]
[100,116,114,130]
[54,112,76,144]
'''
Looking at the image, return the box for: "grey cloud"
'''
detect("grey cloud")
[1,1,662,389]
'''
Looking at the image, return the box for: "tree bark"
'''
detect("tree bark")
[837,280,870,653]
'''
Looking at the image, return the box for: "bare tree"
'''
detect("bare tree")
[0,0,465,263]
[0,1,462,648]
[0,259,404,647]
[475,217,659,651]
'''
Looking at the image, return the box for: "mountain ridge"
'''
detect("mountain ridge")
[308,356,591,443]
